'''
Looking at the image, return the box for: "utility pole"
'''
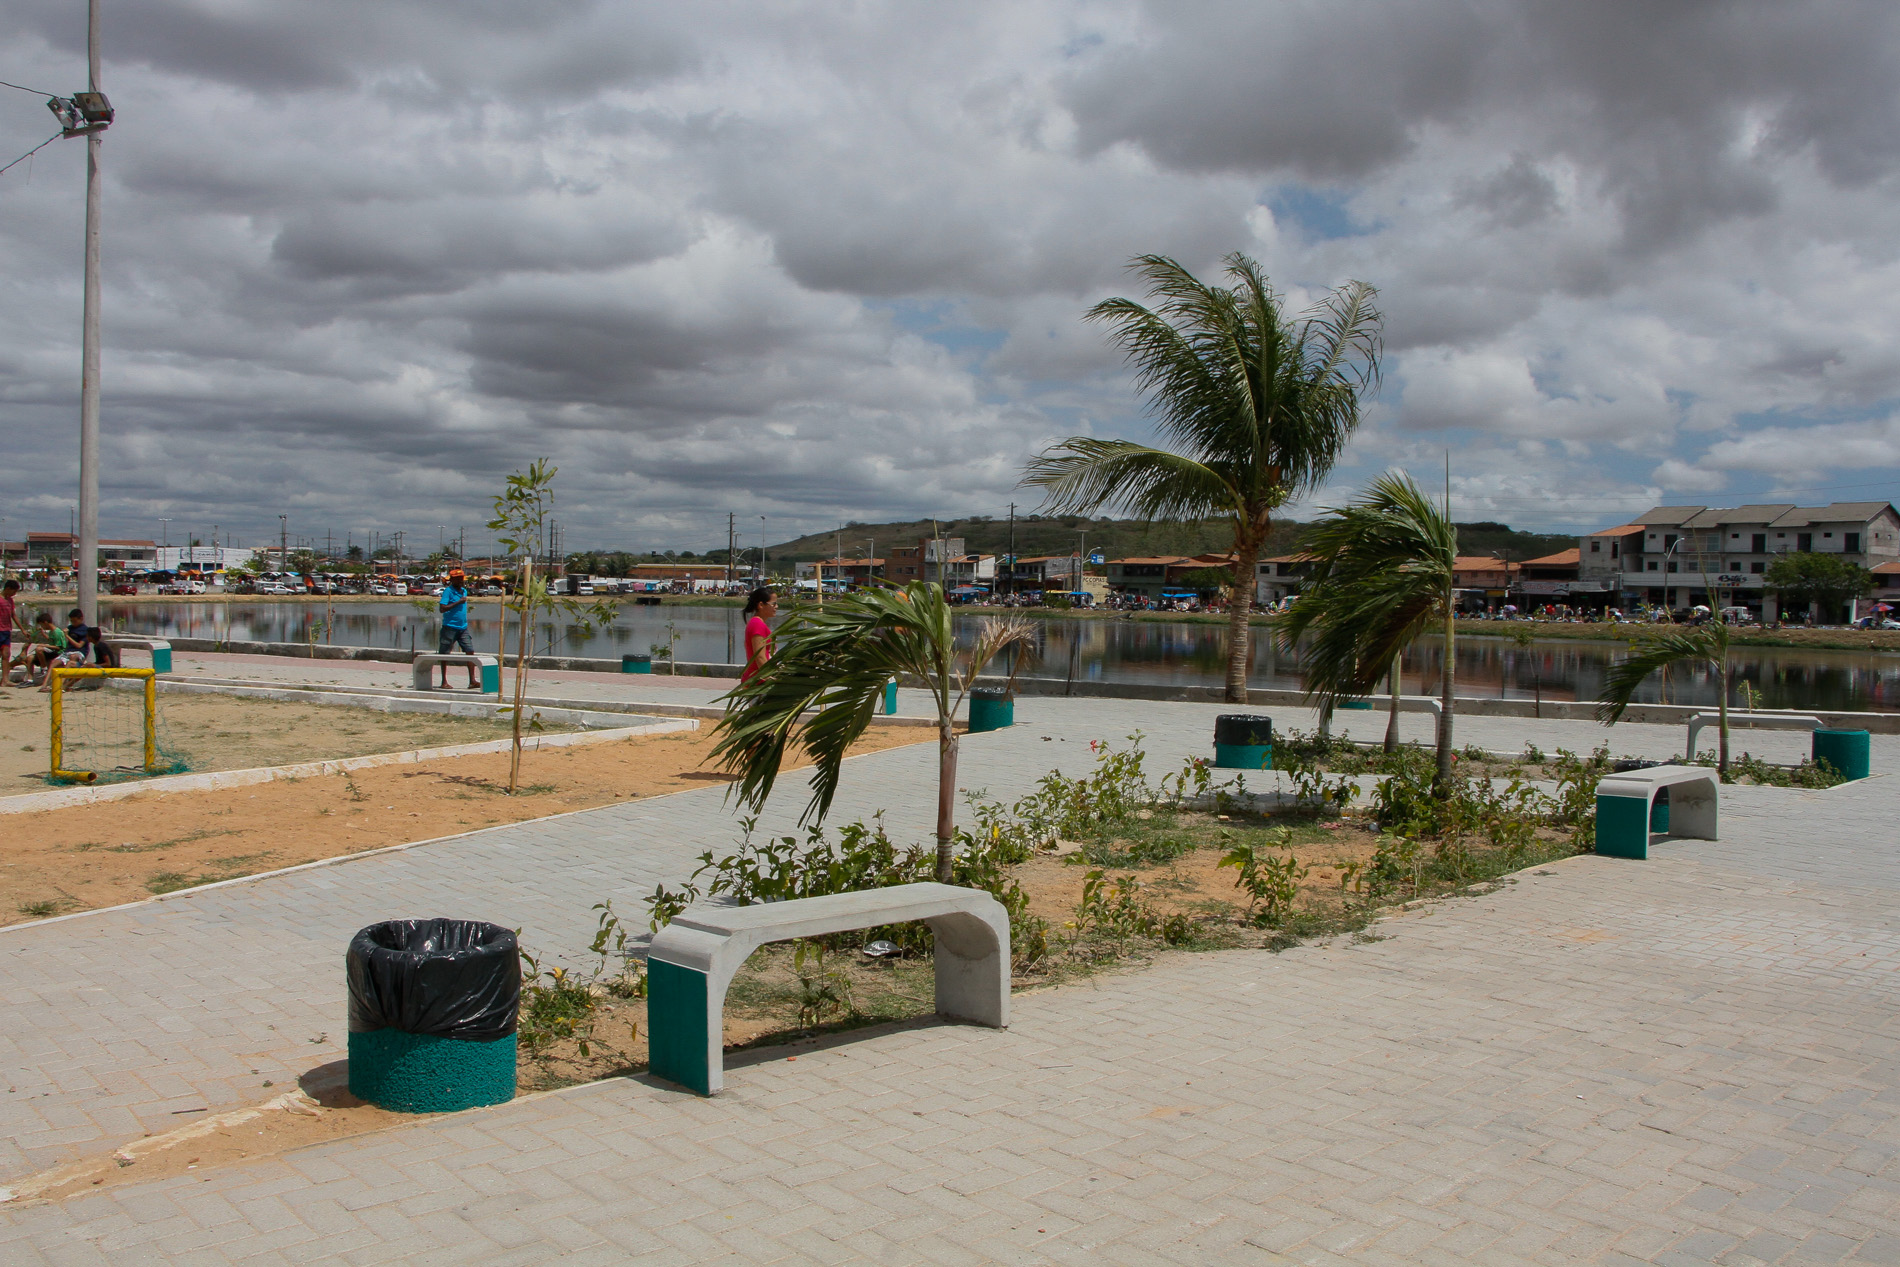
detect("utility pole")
[1007,502,1016,598]
[759,516,767,584]
[68,0,112,623]
[279,514,288,567]
[1076,528,1088,596]
[727,512,735,592]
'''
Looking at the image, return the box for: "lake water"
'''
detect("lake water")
[99,601,1900,713]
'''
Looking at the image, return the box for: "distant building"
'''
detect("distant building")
[1254,554,1314,606]
[1583,501,1900,618]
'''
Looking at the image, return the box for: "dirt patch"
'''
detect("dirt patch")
[0,686,573,792]
[0,726,928,925]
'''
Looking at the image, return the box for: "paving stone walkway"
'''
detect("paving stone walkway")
[2,666,1897,1263]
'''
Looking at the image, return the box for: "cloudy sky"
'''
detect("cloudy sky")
[3,0,1898,553]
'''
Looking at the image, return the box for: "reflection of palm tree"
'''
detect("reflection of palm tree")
[1279,473,1460,784]
[712,582,1037,881]
[1023,253,1381,703]
[1598,622,1733,776]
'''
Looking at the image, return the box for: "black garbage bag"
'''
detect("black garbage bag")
[1214,714,1273,746]
[346,919,519,1042]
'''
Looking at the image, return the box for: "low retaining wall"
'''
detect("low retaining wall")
[160,639,1900,734]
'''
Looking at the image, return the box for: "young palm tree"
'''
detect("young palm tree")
[1022,253,1382,702]
[1278,472,1460,785]
[710,582,1037,882]
[1598,622,1734,776]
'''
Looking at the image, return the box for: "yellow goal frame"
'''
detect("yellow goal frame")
[49,667,158,784]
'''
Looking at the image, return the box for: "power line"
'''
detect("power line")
[0,77,59,97]
[0,130,62,179]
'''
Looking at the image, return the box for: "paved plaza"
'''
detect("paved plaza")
[2,654,1898,1263]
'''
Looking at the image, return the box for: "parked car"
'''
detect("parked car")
[110,582,140,595]
[476,584,503,596]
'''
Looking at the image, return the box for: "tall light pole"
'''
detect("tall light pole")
[66,0,111,622]
[158,518,170,550]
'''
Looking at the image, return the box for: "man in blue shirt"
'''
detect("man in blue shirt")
[436,569,479,688]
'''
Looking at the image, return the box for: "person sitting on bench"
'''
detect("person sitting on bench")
[436,568,480,688]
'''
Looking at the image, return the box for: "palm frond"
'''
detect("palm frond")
[1597,624,1726,725]
[1020,439,1239,522]
[1279,472,1456,711]
[711,582,952,823]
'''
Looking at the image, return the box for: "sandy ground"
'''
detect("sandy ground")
[0,726,927,926]
[0,685,562,793]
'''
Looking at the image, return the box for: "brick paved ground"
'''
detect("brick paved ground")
[3,674,1897,1263]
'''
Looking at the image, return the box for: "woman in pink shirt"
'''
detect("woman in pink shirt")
[740,587,778,682]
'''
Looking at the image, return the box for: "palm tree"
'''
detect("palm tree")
[1022,253,1382,702]
[1278,472,1460,785]
[710,582,1037,882]
[1598,622,1734,776]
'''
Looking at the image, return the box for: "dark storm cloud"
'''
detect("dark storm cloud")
[1066,0,1900,254]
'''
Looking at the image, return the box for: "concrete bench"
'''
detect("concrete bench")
[647,883,1010,1095]
[1595,765,1718,860]
[411,653,499,692]
[103,637,172,673]
[1685,711,1822,761]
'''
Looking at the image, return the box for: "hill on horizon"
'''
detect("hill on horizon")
[765,514,1575,565]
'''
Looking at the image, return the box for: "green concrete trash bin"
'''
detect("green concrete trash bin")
[969,686,1014,733]
[1213,714,1273,770]
[1650,787,1668,834]
[884,679,898,715]
[1812,729,1870,781]
[622,653,653,674]
[151,645,173,674]
[347,919,518,1114]
[1340,699,1373,710]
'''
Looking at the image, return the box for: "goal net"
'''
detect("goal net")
[48,668,188,785]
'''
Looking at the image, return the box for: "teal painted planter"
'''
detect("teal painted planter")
[622,654,653,674]
[1214,742,1272,770]
[151,646,173,674]
[969,693,1014,733]
[884,679,898,715]
[347,1029,516,1113]
[1595,794,1651,859]
[479,662,500,693]
[1812,729,1870,781]
[1340,699,1373,710]
[648,959,713,1096]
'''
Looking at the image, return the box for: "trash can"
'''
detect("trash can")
[1214,715,1273,770]
[1649,786,1669,834]
[1340,699,1373,710]
[621,653,652,674]
[1812,729,1870,781]
[884,678,899,715]
[969,686,1014,733]
[347,919,519,1113]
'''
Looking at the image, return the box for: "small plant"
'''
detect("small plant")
[1218,834,1307,927]
[791,940,856,1027]
[17,899,58,918]
[1522,740,1545,764]
[1074,869,1193,944]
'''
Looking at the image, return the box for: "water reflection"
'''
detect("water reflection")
[99,602,1900,713]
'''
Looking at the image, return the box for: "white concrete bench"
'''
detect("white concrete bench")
[1343,694,1443,718]
[1685,711,1822,761]
[1595,765,1718,860]
[647,883,1010,1095]
[103,637,172,673]
[411,653,498,692]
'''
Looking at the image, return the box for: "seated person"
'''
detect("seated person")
[65,608,89,651]
[25,612,71,685]
[84,626,120,667]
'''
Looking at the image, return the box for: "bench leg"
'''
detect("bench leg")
[1595,794,1650,860]
[927,911,1010,1028]
[648,959,720,1096]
